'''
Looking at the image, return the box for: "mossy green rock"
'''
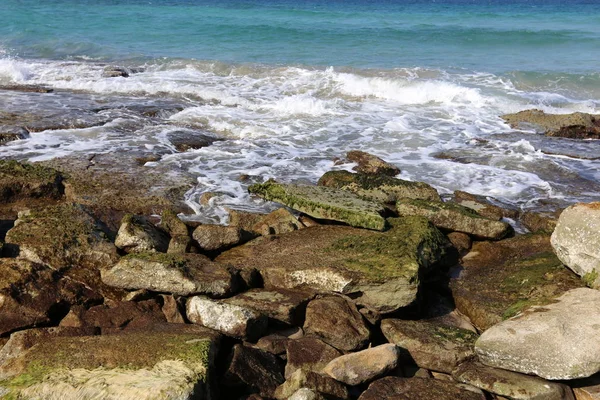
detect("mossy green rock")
[0,325,220,400]
[318,170,440,204]
[5,203,121,300]
[450,233,584,331]
[248,181,386,231]
[396,199,512,240]
[217,216,453,313]
[102,253,241,297]
[0,160,63,204]
[381,319,478,374]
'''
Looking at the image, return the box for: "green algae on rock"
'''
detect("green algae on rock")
[248,180,386,231]
[396,198,512,240]
[217,216,453,313]
[501,109,600,139]
[0,160,64,205]
[318,170,440,204]
[0,327,220,400]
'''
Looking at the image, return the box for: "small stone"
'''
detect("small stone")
[475,288,600,380]
[381,319,478,373]
[186,296,267,340]
[346,150,401,176]
[322,344,400,386]
[303,295,370,352]
[288,388,327,400]
[285,337,342,379]
[274,370,349,400]
[160,294,185,324]
[115,214,170,253]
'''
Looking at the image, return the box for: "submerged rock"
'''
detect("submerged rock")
[396,198,512,240]
[248,180,387,231]
[551,202,600,288]
[502,109,600,139]
[451,233,583,331]
[475,288,600,380]
[217,217,453,313]
[381,319,477,374]
[318,170,440,204]
[345,150,401,176]
[102,253,241,297]
[166,129,221,152]
[0,126,29,145]
[0,325,220,400]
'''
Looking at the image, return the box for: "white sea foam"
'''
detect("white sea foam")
[0,57,32,82]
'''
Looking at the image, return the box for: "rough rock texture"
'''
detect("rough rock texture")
[357,377,485,400]
[451,233,584,331]
[285,337,342,379]
[520,210,560,233]
[453,190,518,220]
[255,334,291,356]
[453,360,574,400]
[251,208,304,236]
[0,259,100,335]
[217,217,453,313]
[115,214,170,253]
[322,344,400,386]
[5,203,121,299]
[160,294,186,324]
[102,253,241,297]
[570,375,600,400]
[476,288,600,380]
[396,198,512,240]
[381,319,477,373]
[551,203,600,288]
[274,369,349,400]
[0,160,64,207]
[447,232,472,256]
[346,150,401,176]
[166,129,220,152]
[0,325,220,400]
[192,224,247,252]
[223,288,314,326]
[186,295,267,340]
[318,170,440,204]
[288,388,327,400]
[502,109,600,139]
[303,296,370,352]
[248,180,387,231]
[223,344,285,398]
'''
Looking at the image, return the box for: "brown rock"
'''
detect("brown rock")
[447,232,472,256]
[274,370,349,400]
[450,233,584,331]
[571,374,600,400]
[322,344,400,386]
[255,334,291,356]
[501,109,600,139]
[192,224,248,252]
[520,210,560,233]
[358,377,485,400]
[453,190,518,220]
[166,129,220,152]
[0,161,64,206]
[251,208,304,236]
[346,150,401,176]
[114,214,170,253]
[79,300,166,332]
[160,294,185,324]
[285,337,342,379]
[223,344,285,398]
[304,296,370,352]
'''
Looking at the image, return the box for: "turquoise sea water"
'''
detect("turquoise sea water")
[1,0,600,220]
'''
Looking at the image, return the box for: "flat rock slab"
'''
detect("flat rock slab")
[217,216,452,313]
[358,377,485,400]
[102,253,241,297]
[248,181,386,231]
[450,233,584,331]
[303,295,370,352]
[186,295,267,340]
[223,288,314,326]
[0,325,220,400]
[453,360,574,400]
[346,150,401,176]
[381,319,477,373]
[285,337,342,379]
[323,344,400,386]
[318,170,440,204]
[396,198,512,240]
[502,109,600,139]
[475,288,600,380]
[551,202,600,288]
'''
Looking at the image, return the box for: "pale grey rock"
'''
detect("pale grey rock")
[551,202,600,288]
[322,344,400,386]
[192,224,246,252]
[186,296,267,340]
[475,288,600,380]
[114,214,169,253]
[289,388,326,400]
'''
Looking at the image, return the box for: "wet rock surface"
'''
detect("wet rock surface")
[346,150,401,176]
[502,109,600,139]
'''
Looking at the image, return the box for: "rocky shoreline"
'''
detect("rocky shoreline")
[0,139,599,400]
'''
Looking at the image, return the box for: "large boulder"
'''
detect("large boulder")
[5,203,121,299]
[396,199,512,240]
[322,344,400,386]
[0,325,220,400]
[475,288,600,380]
[217,217,454,313]
[101,253,241,297]
[318,170,440,204]
[248,181,387,231]
[501,109,600,139]
[303,295,370,352]
[450,233,583,331]
[357,377,485,400]
[346,150,401,176]
[381,319,477,373]
[551,202,600,288]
